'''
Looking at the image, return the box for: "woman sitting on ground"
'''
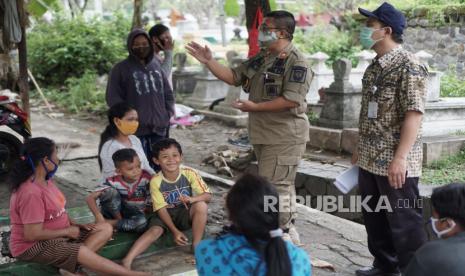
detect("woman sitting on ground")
[99,102,154,180]
[8,137,148,275]
[195,173,311,276]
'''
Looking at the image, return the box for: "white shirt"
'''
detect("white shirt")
[100,135,154,181]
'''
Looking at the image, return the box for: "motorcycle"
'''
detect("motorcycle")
[0,90,31,176]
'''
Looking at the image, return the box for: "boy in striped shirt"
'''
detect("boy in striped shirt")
[121,138,211,269]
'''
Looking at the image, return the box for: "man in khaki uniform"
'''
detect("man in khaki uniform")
[353,3,428,276]
[186,10,311,244]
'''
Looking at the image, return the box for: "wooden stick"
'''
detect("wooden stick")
[28,69,53,112]
[175,185,189,209]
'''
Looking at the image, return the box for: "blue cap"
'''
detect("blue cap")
[358,2,406,35]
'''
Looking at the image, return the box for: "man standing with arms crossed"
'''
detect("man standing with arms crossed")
[186,10,312,245]
[353,3,428,276]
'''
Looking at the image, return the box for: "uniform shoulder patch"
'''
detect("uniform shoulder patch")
[289,66,307,83]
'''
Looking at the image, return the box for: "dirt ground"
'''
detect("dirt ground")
[0,112,372,275]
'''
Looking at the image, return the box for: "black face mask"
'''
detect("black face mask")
[132,46,150,59]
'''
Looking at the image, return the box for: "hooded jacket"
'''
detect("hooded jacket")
[106,29,175,136]
[195,233,311,276]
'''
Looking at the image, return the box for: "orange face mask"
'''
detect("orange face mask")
[115,119,139,136]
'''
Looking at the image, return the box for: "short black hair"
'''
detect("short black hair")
[152,138,182,159]
[112,148,138,168]
[265,10,296,40]
[149,24,169,39]
[431,183,465,228]
[380,21,404,44]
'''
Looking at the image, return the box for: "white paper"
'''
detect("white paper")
[334,166,359,194]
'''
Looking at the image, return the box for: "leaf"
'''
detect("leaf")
[311,259,335,271]
[224,0,240,17]
[27,0,59,17]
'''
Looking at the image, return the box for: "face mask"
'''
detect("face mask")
[132,46,150,59]
[258,30,278,48]
[431,217,456,238]
[115,119,139,136]
[359,27,385,49]
[41,158,58,181]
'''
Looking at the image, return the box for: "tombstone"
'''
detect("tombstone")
[172,53,200,95]
[415,50,442,102]
[350,50,376,90]
[185,56,229,110]
[213,54,248,116]
[317,59,362,129]
[306,52,334,104]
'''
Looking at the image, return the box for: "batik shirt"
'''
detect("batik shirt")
[150,166,210,211]
[358,46,428,177]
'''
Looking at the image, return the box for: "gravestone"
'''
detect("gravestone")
[213,53,248,116]
[317,59,362,129]
[415,50,442,102]
[350,50,376,89]
[172,53,200,95]
[306,52,333,104]
[185,56,229,110]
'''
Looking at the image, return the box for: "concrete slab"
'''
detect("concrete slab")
[423,135,465,164]
[341,128,359,154]
[296,159,440,224]
[309,126,342,152]
[197,109,248,127]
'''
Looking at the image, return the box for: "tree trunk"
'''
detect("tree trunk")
[132,0,144,30]
[245,0,270,30]
[16,0,29,117]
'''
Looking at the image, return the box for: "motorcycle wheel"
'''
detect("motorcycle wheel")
[0,132,22,176]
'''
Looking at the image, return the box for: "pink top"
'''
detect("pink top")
[9,179,71,257]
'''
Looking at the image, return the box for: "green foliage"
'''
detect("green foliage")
[269,0,277,11]
[293,26,362,67]
[224,0,240,17]
[422,148,465,185]
[307,110,319,125]
[41,70,107,114]
[360,1,465,27]
[27,0,60,17]
[28,15,130,86]
[440,67,465,97]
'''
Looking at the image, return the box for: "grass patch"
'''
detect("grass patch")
[422,149,465,185]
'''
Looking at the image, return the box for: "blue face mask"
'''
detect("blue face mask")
[258,30,278,48]
[359,26,385,49]
[41,158,59,180]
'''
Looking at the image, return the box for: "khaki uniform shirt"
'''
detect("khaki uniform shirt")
[358,47,428,177]
[231,43,312,145]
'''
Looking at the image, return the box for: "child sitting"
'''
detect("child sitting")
[121,138,211,269]
[87,148,152,233]
[195,173,311,276]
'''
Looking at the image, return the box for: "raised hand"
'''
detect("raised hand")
[185,41,212,64]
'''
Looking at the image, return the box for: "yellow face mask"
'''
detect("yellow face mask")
[115,119,139,136]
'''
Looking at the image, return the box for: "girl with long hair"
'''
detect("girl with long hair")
[195,173,311,276]
[9,137,148,276]
[99,102,154,179]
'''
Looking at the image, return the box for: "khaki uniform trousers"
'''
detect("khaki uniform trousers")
[253,143,306,228]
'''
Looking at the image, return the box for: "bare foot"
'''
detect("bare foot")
[121,257,132,270]
[184,256,196,265]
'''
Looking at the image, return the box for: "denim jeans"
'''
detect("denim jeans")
[138,130,169,172]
